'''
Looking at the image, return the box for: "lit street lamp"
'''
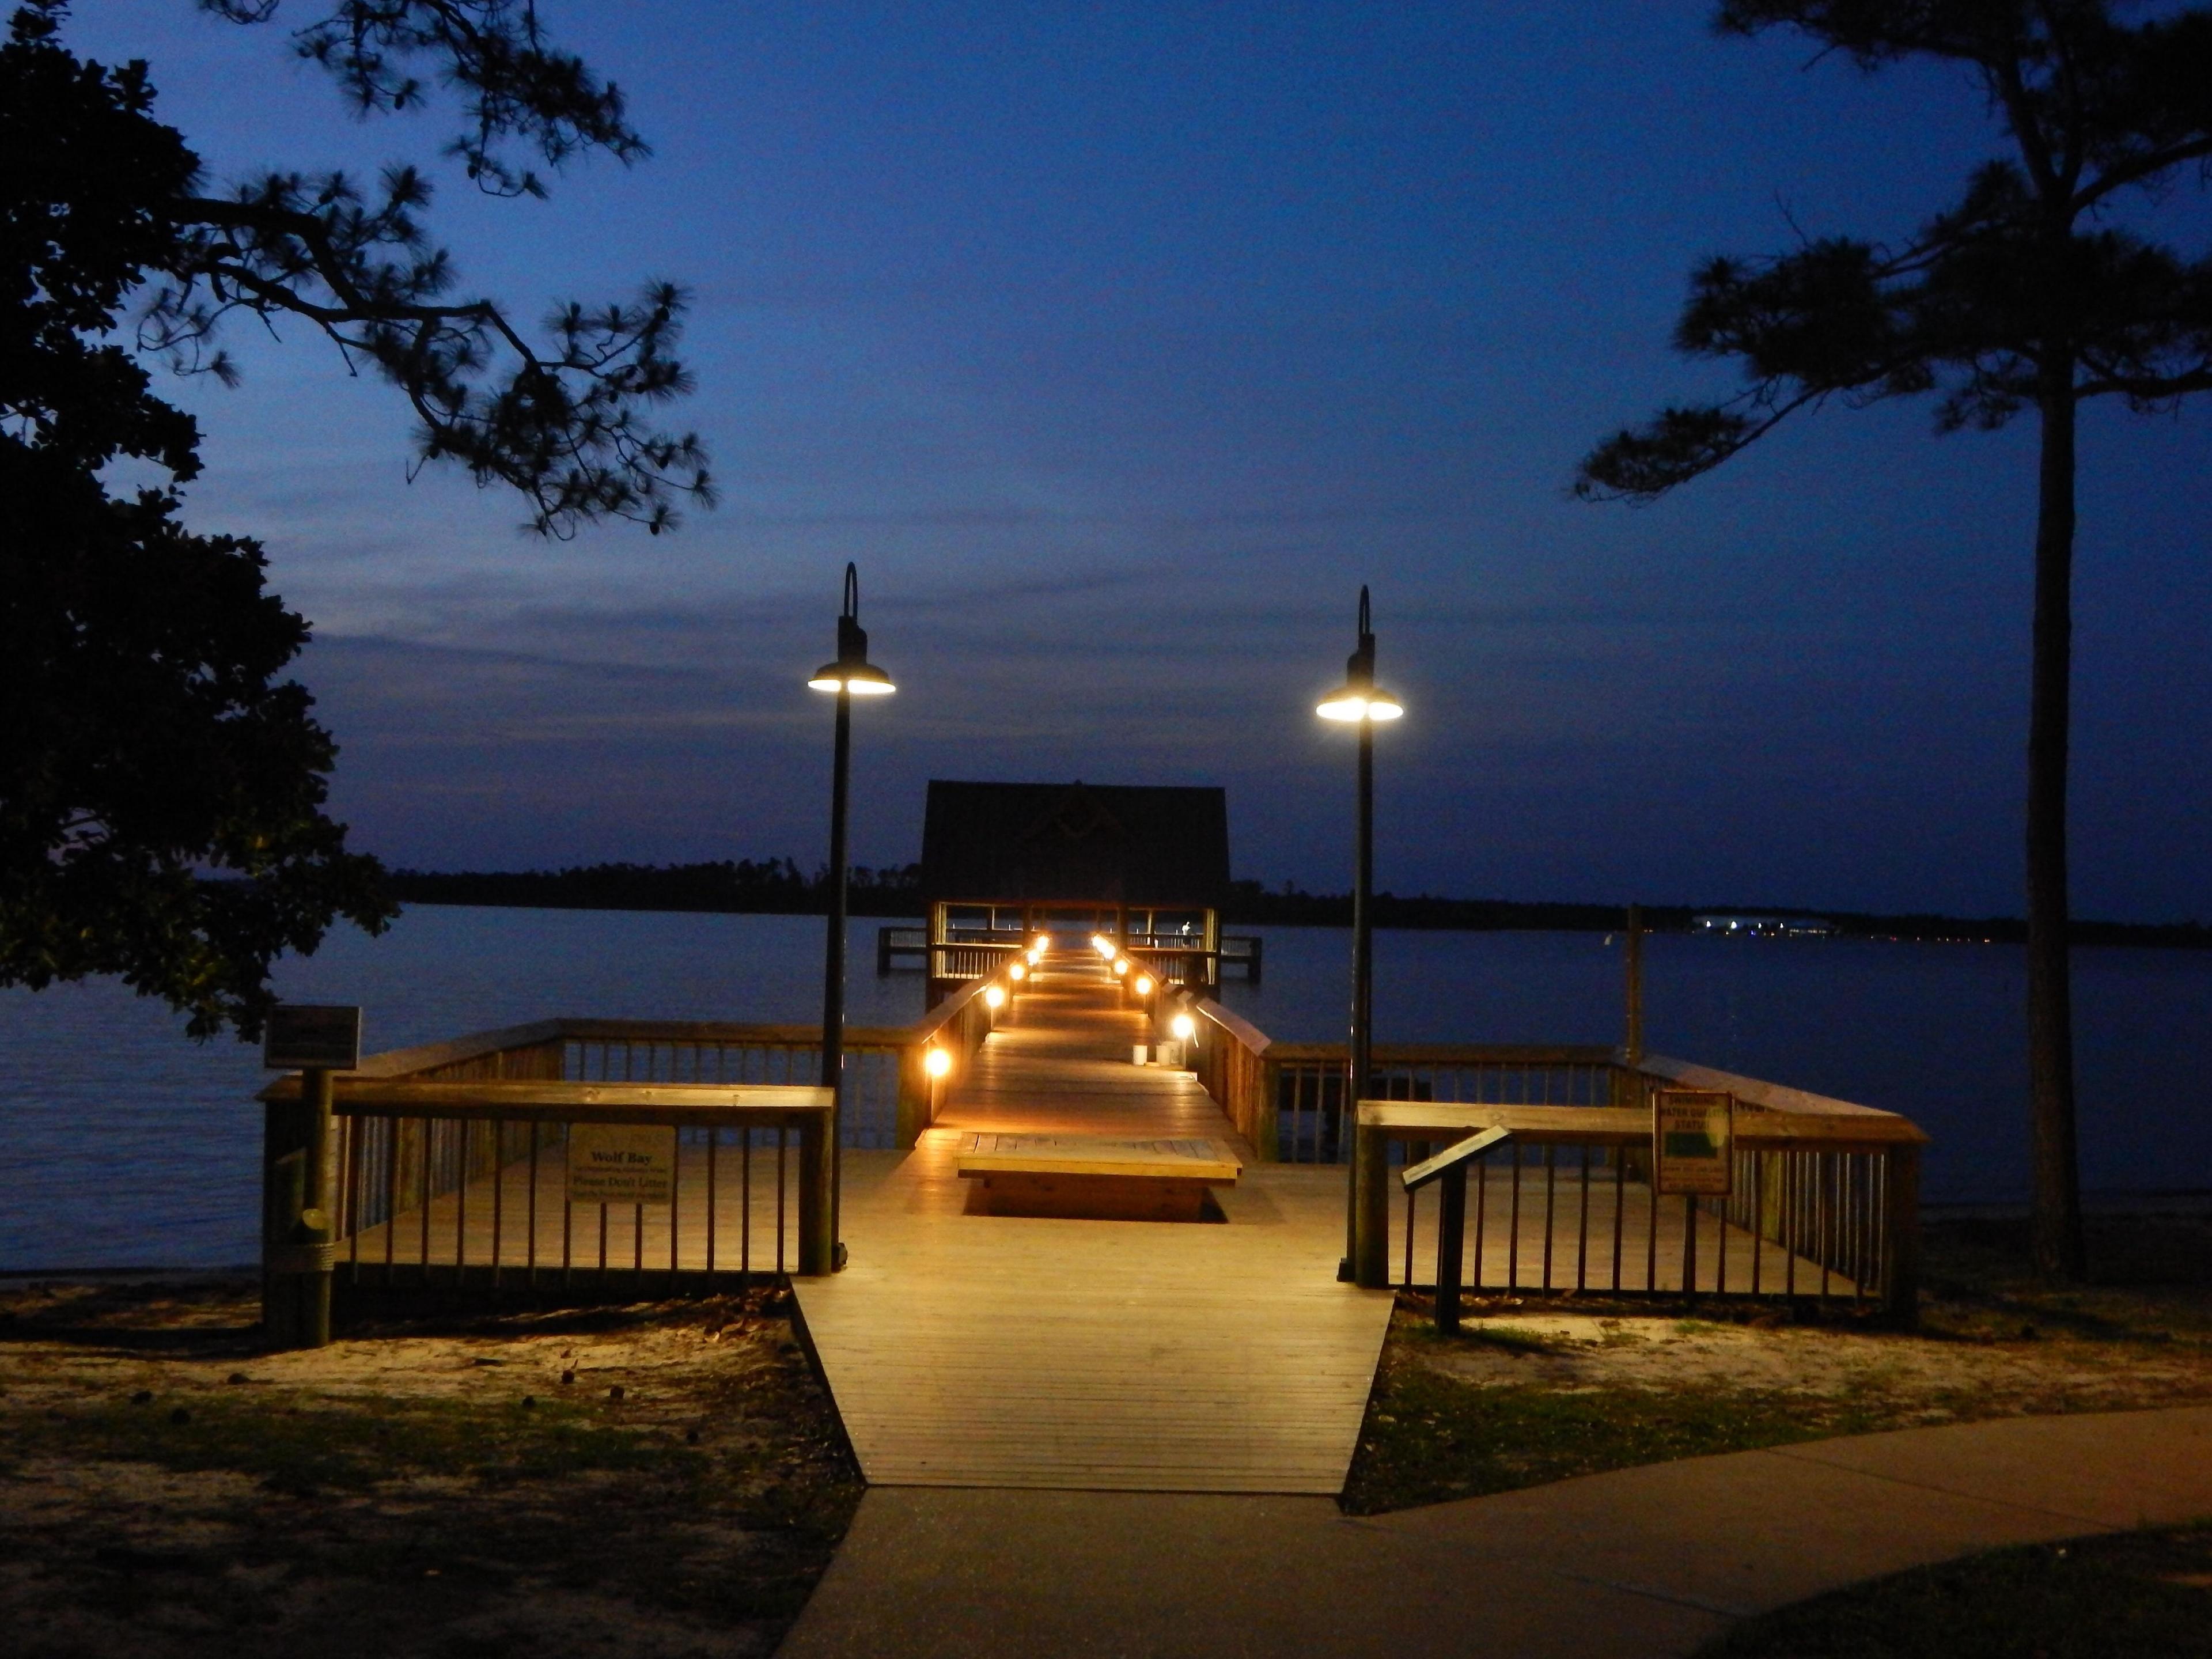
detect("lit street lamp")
[1316,585,1402,1285]
[808,563,894,1269]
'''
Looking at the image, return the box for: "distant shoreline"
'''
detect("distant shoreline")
[381,865,2212,950]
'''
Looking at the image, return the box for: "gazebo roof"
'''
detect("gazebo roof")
[920,780,1229,907]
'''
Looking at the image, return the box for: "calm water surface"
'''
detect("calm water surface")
[3,907,2207,1267]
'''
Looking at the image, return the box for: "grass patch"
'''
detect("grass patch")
[6,1388,690,1495]
[1696,1524,2212,1657]
[0,1283,863,1653]
[1342,1210,2212,1516]
[1342,1353,1895,1514]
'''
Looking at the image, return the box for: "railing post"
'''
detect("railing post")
[1255,1055,1281,1162]
[798,1107,835,1275]
[894,1041,930,1149]
[1881,1143,1922,1330]
[1354,1110,1389,1287]
[262,1067,335,1350]
[1434,1161,1468,1334]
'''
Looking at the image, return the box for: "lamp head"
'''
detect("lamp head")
[924,1047,952,1078]
[1134,975,1154,995]
[1315,584,1403,722]
[807,564,896,695]
[984,984,1006,1009]
[1009,961,1027,980]
[1170,1012,1197,1041]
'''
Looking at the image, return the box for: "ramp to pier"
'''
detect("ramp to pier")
[791,953,1393,1494]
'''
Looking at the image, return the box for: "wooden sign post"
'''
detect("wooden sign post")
[262,1005,362,1351]
[1654,1088,1732,1300]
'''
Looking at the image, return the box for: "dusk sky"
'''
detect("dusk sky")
[69,3,2212,922]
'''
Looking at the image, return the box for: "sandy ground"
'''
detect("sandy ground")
[0,1278,859,1659]
[1415,1306,2212,1421]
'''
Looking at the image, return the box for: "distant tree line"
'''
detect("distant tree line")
[1222,881,2209,948]
[385,860,924,917]
[379,864,2209,948]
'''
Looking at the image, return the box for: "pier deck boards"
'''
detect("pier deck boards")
[794,954,1389,1493]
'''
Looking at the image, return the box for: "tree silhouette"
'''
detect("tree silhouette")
[1577,2,2212,1279]
[3,1,709,1033]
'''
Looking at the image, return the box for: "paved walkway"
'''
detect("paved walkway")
[779,1404,2212,1657]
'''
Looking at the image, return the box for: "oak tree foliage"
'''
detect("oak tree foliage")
[3,1,706,1035]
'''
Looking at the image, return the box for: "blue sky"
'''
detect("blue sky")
[65,2,2212,920]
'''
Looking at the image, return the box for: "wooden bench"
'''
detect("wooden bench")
[956,1134,1241,1222]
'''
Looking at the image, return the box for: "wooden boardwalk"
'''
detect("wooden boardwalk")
[328,953,1860,1494]
[792,953,1394,1494]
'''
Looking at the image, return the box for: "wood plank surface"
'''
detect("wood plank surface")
[793,952,1392,1495]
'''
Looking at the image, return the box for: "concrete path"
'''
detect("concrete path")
[778,1404,2212,1657]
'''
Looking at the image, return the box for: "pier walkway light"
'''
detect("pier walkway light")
[809,562,895,1271]
[1135,975,1154,996]
[984,984,1006,1010]
[1317,584,1403,1288]
[1169,1012,1197,1043]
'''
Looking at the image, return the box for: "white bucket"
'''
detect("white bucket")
[1131,1044,1149,1066]
[1154,1040,1184,1069]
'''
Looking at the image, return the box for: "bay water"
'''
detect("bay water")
[2,906,2206,1268]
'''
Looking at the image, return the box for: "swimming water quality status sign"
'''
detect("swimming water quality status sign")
[567,1125,679,1206]
[1653,1089,1734,1196]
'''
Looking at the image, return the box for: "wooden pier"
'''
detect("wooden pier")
[792,952,1393,1494]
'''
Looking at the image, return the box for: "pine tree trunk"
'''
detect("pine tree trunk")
[2027,373,2085,1281]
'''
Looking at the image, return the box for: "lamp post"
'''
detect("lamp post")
[1316,585,1403,1285]
[808,563,895,1269]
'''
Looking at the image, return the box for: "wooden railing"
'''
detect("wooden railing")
[257,1020,839,1344]
[896,952,1031,1145]
[1169,999,1928,1322]
[1173,1003,1619,1165]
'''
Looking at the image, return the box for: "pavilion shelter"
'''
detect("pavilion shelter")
[918,780,1230,1005]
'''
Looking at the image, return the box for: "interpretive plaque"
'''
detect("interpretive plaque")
[263,1005,362,1071]
[566,1124,678,1206]
[1653,1089,1734,1196]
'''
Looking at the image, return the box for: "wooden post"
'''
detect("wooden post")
[1435,1161,1468,1334]
[1354,1115,1389,1288]
[262,1067,334,1350]
[1256,1055,1281,1164]
[798,1108,835,1275]
[894,1041,931,1149]
[1881,1143,1923,1330]
[1623,903,1645,1073]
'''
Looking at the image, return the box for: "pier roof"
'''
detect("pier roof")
[921,780,1229,906]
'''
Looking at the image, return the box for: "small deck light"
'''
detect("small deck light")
[984,984,1006,1009]
[1134,975,1154,996]
[1034,934,1051,952]
[1113,958,1130,976]
[924,1047,952,1078]
[1009,961,1027,981]
[1169,1012,1196,1042]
